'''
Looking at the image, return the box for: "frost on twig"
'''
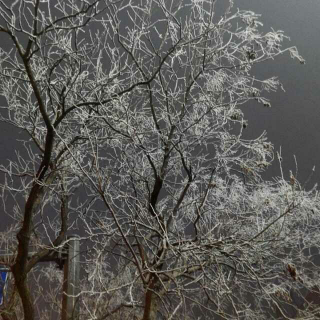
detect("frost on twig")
[0,0,318,319]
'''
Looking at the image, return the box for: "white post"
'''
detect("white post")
[61,236,80,320]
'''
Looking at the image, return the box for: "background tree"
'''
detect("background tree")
[0,0,319,319]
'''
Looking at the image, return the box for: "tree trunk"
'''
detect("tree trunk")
[142,277,159,320]
[11,267,34,320]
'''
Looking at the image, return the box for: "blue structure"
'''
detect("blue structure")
[0,268,8,305]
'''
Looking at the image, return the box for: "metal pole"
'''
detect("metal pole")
[61,236,80,320]
[1,237,81,319]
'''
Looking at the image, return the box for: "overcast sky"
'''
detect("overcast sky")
[235,0,320,185]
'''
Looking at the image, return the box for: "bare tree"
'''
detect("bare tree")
[0,0,319,319]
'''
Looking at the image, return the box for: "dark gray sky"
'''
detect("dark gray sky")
[237,0,320,185]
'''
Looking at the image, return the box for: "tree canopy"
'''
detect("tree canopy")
[0,1,319,319]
